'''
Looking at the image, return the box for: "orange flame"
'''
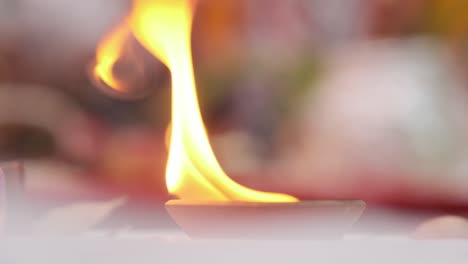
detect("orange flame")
[95,0,297,203]
[94,21,130,92]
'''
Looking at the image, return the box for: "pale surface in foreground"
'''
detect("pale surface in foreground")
[1,238,467,264]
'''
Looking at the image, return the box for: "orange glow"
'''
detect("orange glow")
[93,21,130,92]
[96,0,297,203]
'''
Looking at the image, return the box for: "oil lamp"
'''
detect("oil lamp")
[94,0,365,239]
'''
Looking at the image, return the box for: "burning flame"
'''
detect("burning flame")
[94,0,297,203]
[94,21,130,92]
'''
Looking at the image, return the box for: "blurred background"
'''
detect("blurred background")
[0,0,467,235]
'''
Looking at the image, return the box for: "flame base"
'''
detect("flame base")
[165,200,366,239]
